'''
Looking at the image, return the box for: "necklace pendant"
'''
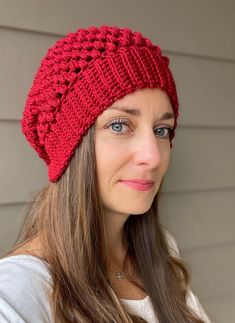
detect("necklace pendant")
[115,271,125,280]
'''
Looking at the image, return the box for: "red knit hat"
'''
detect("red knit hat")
[20,25,179,182]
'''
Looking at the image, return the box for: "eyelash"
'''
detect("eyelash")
[105,118,174,139]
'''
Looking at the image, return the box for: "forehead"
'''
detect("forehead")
[101,87,174,118]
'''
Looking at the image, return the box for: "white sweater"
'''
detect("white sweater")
[0,234,211,323]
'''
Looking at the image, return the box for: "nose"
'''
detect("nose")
[133,132,164,169]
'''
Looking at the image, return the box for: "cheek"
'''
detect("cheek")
[95,136,126,185]
[95,136,126,165]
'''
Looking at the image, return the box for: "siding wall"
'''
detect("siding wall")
[0,1,234,322]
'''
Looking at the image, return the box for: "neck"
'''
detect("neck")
[103,210,129,270]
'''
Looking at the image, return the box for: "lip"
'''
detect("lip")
[119,180,154,191]
[120,179,154,185]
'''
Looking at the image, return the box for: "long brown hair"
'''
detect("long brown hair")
[3,123,205,322]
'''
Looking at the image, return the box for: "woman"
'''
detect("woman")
[0,25,212,323]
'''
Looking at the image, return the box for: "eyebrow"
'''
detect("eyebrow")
[107,106,175,120]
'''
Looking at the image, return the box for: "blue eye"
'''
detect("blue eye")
[154,127,173,138]
[108,118,130,133]
[106,118,173,139]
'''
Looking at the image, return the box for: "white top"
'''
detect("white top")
[0,235,211,323]
[120,294,157,322]
[120,287,211,323]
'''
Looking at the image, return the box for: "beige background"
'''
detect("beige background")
[0,1,234,322]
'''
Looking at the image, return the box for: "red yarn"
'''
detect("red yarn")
[20,25,179,182]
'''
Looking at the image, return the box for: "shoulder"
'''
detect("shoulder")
[186,289,212,322]
[0,255,52,323]
[162,230,212,322]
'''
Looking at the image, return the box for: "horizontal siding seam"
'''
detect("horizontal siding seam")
[0,23,63,38]
[165,49,235,64]
[161,187,235,195]
[182,240,235,253]
[201,289,235,302]
[0,201,27,207]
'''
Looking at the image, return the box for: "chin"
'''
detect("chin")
[119,203,152,215]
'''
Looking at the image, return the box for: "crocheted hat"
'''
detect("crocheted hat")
[20,25,179,182]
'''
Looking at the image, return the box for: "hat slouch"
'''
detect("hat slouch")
[20,25,179,182]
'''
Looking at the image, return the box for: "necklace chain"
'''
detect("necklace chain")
[111,252,128,280]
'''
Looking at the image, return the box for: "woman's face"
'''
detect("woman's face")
[94,87,175,216]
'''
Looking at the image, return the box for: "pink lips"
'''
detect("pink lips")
[119,180,154,191]
[121,179,154,185]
